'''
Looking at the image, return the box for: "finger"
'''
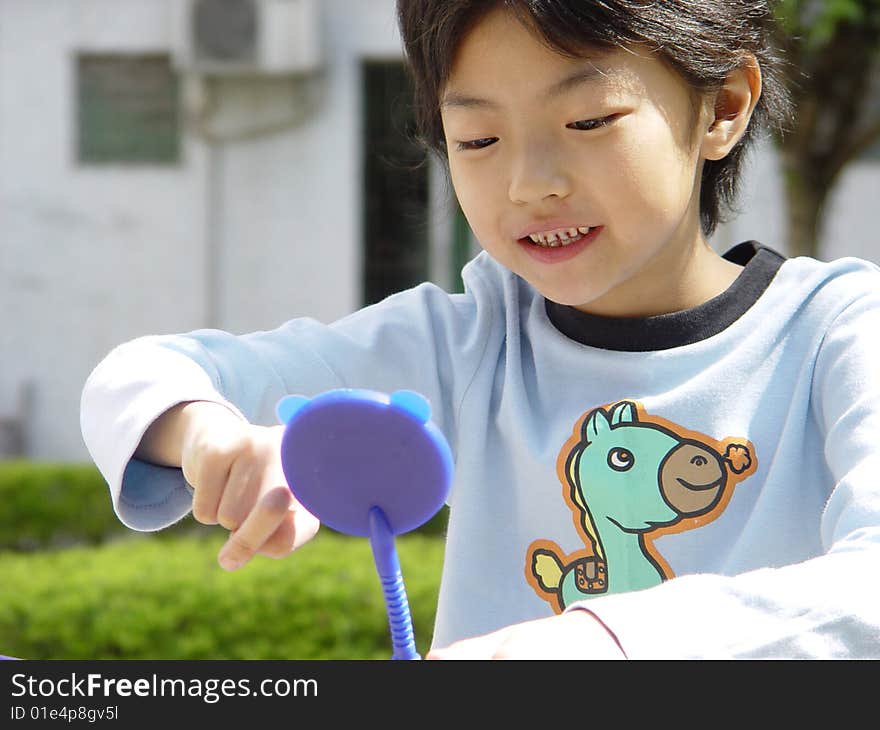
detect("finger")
[187,450,232,526]
[216,456,262,531]
[258,504,320,558]
[217,486,292,571]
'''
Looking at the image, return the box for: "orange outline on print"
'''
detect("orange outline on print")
[524,540,598,614]
[527,400,758,608]
[626,404,757,577]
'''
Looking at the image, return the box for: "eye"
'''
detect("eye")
[607,448,635,472]
[690,455,708,467]
[567,115,615,132]
[455,137,498,152]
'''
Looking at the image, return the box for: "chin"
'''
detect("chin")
[537,285,604,310]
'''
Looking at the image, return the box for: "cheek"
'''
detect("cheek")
[449,162,497,238]
[599,124,698,225]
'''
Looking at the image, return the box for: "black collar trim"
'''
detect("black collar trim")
[544,241,786,351]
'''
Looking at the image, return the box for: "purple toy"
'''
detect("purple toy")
[276,388,453,659]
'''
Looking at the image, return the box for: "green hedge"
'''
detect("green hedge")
[0,461,127,550]
[0,461,448,551]
[0,531,444,660]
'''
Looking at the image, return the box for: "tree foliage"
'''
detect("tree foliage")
[771,0,880,257]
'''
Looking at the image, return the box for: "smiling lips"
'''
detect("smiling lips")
[516,224,603,263]
[526,226,595,248]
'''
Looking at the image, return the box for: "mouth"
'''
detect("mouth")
[516,225,603,263]
[522,226,599,248]
[676,476,724,492]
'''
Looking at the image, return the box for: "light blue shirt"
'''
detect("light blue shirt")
[81,244,880,657]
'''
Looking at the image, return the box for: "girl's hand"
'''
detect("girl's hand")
[141,401,320,570]
[426,610,626,660]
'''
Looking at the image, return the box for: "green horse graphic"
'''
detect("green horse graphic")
[527,401,754,612]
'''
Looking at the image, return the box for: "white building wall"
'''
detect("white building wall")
[0,1,877,461]
[1,0,206,460]
[208,0,408,334]
[0,0,403,460]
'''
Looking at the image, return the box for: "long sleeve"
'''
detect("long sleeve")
[80,271,503,532]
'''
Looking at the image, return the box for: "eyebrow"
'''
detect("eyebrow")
[440,64,609,111]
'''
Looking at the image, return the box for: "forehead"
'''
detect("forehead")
[443,8,640,102]
[441,7,697,118]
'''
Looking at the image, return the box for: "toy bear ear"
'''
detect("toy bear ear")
[390,390,432,424]
[276,395,311,424]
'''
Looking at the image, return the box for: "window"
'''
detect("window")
[77,54,180,164]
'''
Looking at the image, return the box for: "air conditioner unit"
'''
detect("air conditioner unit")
[171,0,322,75]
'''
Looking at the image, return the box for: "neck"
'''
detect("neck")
[598,518,665,594]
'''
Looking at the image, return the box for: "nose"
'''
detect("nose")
[507,138,573,204]
[659,442,726,517]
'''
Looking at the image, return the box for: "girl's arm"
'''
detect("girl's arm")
[81,274,496,534]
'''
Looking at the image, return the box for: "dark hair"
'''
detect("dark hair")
[397,0,793,236]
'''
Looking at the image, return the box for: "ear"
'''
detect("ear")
[609,401,638,427]
[583,407,611,444]
[701,54,762,162]
[276,394,310,424]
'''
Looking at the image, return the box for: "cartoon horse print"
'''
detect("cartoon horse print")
[526,401,756,613]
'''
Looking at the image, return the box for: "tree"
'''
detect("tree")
[772,0,880,258]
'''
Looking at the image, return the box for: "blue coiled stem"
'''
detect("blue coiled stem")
[378,572,419,660]
[369,506,420,660]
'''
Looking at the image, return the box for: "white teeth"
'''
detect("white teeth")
[527,226,593,247]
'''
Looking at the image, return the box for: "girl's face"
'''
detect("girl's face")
[440,8,721,316]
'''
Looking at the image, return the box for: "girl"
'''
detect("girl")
[81,1,880,658]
